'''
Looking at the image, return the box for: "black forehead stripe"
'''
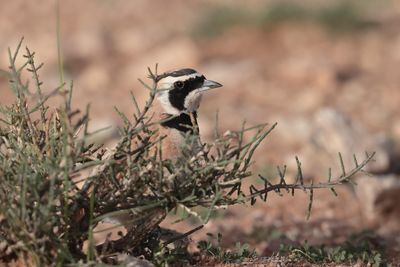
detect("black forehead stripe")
[168,68,197,77]
[184,75,206,89]
[161,112,198,134]
[156,68,198,81]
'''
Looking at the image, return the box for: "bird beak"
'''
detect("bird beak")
[198,79,223,93]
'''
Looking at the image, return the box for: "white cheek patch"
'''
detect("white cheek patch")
[184,90,203,112]
[157,91,180,115]
[156,72,204,114]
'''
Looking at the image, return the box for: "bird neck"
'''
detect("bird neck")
[161,112,198,134]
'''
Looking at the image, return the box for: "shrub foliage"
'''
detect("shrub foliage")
[0,40,374,266]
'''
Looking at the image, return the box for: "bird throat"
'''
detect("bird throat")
[161,112,198,134]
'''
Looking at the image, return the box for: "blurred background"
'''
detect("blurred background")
[1,0,400,261]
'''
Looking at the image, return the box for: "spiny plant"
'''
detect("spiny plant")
[0,39,374,266]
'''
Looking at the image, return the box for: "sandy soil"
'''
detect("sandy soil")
[1,0,400,265]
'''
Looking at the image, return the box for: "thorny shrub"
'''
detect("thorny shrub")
[0,40,374,266]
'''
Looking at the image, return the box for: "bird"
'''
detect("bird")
[146,68,222,160]
[82,68,223,252]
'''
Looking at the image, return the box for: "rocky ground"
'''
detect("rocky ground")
[1,0,400,265]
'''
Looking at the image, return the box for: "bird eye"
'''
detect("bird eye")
[174,81,184,89]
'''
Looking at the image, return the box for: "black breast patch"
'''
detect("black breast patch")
[161,112,198,134]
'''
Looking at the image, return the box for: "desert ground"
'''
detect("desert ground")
[1,0,400,266]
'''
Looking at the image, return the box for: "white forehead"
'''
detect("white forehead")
[158,73,203,89]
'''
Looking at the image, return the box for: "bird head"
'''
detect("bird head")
[156,68,222,115]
